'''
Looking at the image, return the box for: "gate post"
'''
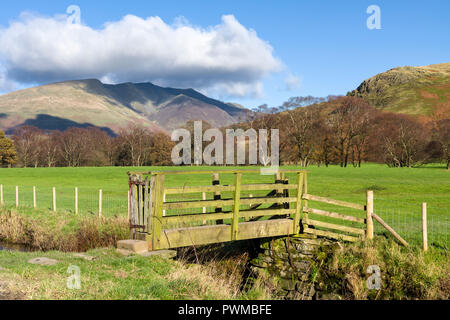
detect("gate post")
[366,190,374,240]
[231,173,242,241]
[293,172,304,234]
[151,174,165,250]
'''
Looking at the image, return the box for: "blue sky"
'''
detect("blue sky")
[0,0,448,109]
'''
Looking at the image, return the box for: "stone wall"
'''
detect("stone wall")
[249,234,337,300]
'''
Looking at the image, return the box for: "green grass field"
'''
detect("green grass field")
[0,164,449,247]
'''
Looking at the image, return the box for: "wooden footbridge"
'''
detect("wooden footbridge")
[127,170,407,251]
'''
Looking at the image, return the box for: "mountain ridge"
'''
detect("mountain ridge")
[0,79,251,135]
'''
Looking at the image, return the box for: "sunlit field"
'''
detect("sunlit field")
[0,163,448,247]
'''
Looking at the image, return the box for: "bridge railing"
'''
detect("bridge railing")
[127,169,409,250]
[128,169,307,250]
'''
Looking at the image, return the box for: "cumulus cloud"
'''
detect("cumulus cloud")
[0,12,282,97]
[284,74,301,91]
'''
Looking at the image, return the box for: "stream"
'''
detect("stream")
[0,242,33,252]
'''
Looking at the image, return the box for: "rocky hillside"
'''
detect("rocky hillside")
[348,63,450,117]
[0,79,250,134]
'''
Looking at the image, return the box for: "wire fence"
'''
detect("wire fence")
[374,197,449,249]
[0,183,448,249]
[0,185,128,218]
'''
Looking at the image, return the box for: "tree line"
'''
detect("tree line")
[0,124,174,168]
[242,96,449,169]
[0,96,448,169]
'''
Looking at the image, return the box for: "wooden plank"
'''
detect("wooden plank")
[306,208,366,223]
[308,219,365,235]
[240,197,297,206]
[128,169,308,176]
[231,173,242,240]
[239,208,295,219]
[303,194,365,211]
[163,196,298,210]
[304,228,360,242]
[161,208,295,226]
[164,183,299,194]
[372,213,409,247]
[162,212,232,226]
[155,219,295,250]
[293,172,304,233]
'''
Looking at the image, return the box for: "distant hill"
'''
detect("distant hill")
[348,63,450,117]
[0,79,251,135]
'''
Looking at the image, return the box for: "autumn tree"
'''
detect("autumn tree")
[12,126,43,168]
[431,118,450,169]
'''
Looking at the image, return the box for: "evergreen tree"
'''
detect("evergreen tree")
[0,130,18,167]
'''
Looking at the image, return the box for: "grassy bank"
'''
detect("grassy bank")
[0,248,267,300]
[0,207,128,252]
[314,238,450,300]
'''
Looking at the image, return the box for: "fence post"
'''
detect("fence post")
[152,174,165,250]
[231,173,242,241]
[422,202,428,252]
[99,189,102,218]
[52,187,56,212]
[0,184,3,205]
[366,190,374,240]
[75,187,78,215]
[16,186,19,207]
[33,186,36,209]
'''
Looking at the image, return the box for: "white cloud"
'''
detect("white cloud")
[284,74,301,91]
[0,12,283,97]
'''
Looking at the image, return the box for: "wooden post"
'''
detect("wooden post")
[231,173,242,241]
[33,186,36,209]
[422,202,428,252]
[302,173,309,230]
[366,190,374,240]
[127,189,130,221]
[75,187,78,215]
[144,177,149,229]
[15,186,19,207]
[98,189,102,218]
[152,174,165,250]
[52,187,56,212]
[293,172,304,234]
[213,173,223,224]
[130,184,136,239]
[0,184,3,205]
